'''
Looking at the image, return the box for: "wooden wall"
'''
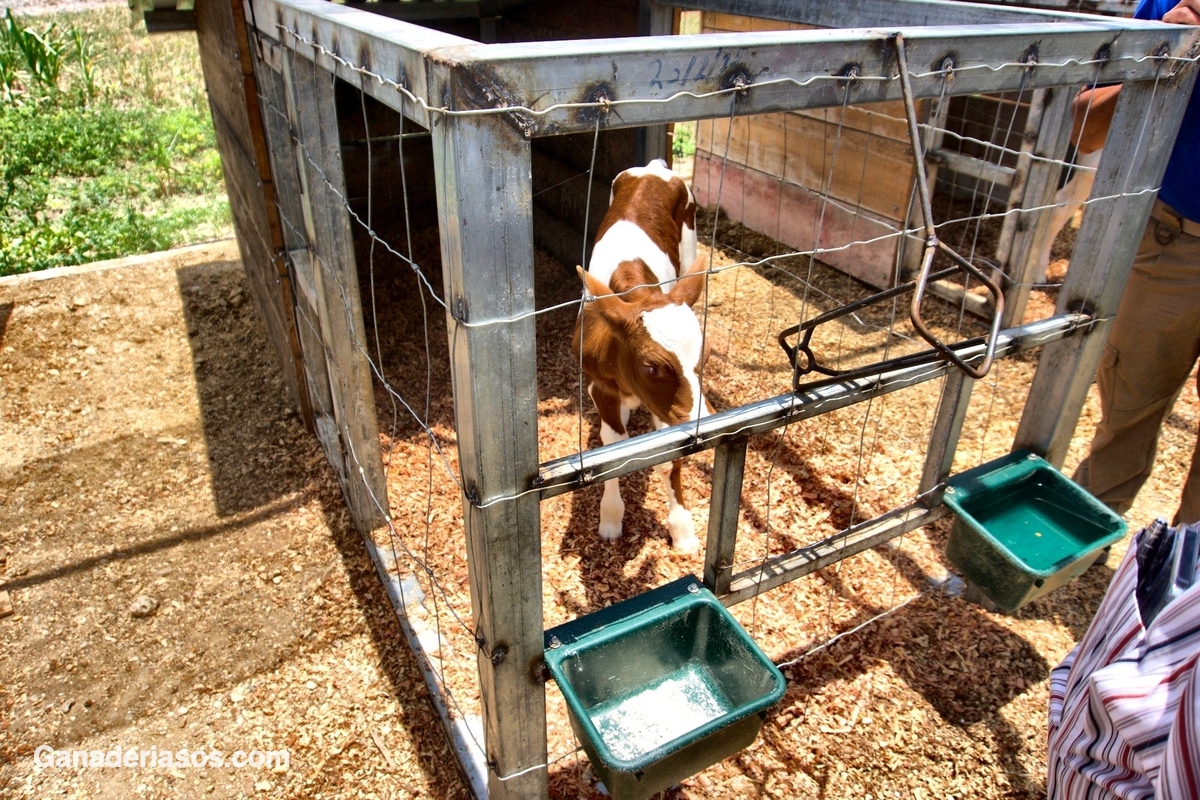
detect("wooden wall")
[195,0,311,427]
[495,0,641,42]
[330,0,645,274]
[504,0,644,271]
[693,12,920,289]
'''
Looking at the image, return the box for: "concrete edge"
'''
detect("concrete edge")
[0,238,241,288]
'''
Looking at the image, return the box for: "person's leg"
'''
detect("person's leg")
[1073,219,1200,515]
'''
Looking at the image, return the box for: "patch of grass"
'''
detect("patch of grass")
[0,7,230,276]
[672,121,696,160]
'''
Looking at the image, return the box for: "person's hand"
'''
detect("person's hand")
[1164,0,1200,25]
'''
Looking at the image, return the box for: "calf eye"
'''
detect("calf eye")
[641,362,673,381]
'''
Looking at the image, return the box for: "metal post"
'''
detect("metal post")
[705,436,748,595]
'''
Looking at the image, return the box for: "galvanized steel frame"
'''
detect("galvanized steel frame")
[241,0,1199,795]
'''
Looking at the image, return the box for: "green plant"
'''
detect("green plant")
[0,10,66,96]
[672,121,696,160]
[0,7,231,277]
[69,27,96,103]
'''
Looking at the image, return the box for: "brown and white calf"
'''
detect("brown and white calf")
[573,159,711,553]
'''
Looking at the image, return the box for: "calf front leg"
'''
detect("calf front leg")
[589,382,632,541]
[650,413,699,553]
[654,459,699,553]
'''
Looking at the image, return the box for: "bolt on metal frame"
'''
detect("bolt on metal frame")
[241,0,1199,795]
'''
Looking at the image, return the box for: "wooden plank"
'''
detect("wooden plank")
[691,155,901,288]
[999,85,1075,328]
[703,11,756,32]
[253,39,311,256]
[253,0,1196,136]
[739,110,907,220]
[1015,72,1198,465]
[196,1,258,164]
[428,73,546,799]
[284,49,388,534]
[795,101,913,143]
[928,147,1014,189]
[696,110,916,219]
[427,22,1194,136]
[918,369,974,496]
[250,0,473,128]
[702,111,916,220]
[294,293,338,436]
[943,93,1029,168]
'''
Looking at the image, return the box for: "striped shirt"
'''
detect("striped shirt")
[1047,537,1200,799]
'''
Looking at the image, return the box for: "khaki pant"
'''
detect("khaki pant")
[1072,210,1200,525]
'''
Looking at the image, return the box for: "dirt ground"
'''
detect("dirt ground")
[0,242,470,799]
[2,213,1195,800]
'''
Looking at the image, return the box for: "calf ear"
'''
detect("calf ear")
[669,254,708,307]
[577,266,639,333]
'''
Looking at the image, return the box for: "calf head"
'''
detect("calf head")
[575,255,710,426]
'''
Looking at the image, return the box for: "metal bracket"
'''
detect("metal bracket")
[778,34,1005,387]
[778,265,990,390]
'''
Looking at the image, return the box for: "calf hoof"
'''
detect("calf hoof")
[599,491,624,542]
[598,520,623,542]
[667,509,699,554]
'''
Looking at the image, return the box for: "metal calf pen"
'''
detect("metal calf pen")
[218,0,1197,795]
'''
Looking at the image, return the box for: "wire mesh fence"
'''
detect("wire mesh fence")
[232,0,1199,795]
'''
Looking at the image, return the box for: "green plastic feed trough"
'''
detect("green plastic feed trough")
[944,450,1127,612]
[543,576,785,800]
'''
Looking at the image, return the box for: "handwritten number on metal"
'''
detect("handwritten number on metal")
[648,50,732,90]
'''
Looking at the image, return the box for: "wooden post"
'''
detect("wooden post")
[252,37,340,449]
[429,95,547,796]
[636,0,674,165]
[998,85,1076,329]
[282,48,388,533]
[1015,70,1198,465]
